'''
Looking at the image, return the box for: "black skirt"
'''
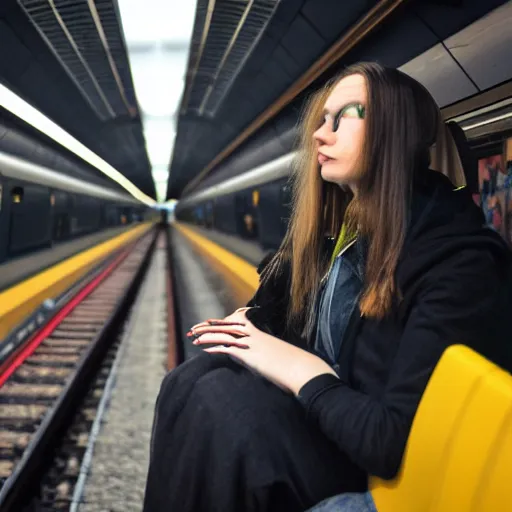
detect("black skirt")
[143,353,366,512]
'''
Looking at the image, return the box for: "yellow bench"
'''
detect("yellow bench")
[370,345,512,511]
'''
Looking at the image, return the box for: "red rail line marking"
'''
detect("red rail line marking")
[0,245,133,388]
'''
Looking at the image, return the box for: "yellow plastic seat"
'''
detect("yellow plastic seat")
[369,344,512,511]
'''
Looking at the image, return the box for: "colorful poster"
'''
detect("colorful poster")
[507,139,512,243]
[478,146,512,244]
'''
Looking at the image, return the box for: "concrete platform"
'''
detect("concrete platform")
[170,225,236,360]
[187,225,270,267]
[72,226,247,510]
[75,235,168,512]
[0,225,132,292]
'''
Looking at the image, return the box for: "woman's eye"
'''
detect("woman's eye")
[332,104,365,131]
[343,105,361,118]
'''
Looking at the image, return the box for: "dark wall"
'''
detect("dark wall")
[8,182,52,255]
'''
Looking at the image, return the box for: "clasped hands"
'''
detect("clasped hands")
[187,307,338,395]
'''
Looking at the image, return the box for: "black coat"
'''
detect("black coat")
[247,170,512,479]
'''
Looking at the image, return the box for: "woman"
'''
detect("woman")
[143,63,512,512]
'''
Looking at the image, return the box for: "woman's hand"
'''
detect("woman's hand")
[189,307,254,331]
[187,310,338,395]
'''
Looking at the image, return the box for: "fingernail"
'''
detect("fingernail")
[186,331,192,337]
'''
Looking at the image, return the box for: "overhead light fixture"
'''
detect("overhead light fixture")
[0,82,156,206]
[461,112,512,132]
[449,97,512,124]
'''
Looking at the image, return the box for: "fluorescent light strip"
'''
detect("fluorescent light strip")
[449,97,512,124]
[0,82,155,206]
[179,152,295,208]
[462,111,512,132]
[0,150,141,204]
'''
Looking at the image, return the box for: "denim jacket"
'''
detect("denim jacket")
[314,238,365,368]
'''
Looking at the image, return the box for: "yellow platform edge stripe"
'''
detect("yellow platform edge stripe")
[0,223,154,340]
[174,223,260,292]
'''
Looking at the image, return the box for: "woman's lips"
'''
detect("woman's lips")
[318,153,332,165]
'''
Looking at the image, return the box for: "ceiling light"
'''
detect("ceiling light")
[462,111,512,131]
[0,82,155,206]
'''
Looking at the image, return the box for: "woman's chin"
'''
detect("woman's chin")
[320,167,347,185]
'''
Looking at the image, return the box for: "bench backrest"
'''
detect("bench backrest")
[369,344,512,511]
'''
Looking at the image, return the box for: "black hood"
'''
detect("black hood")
[399,170,512,291]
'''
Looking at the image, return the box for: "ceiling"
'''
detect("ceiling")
[0,0,509,203]
[116,0,195,201]
[169,0,511,200]
[168,0,381,199]
[0,0,156,198]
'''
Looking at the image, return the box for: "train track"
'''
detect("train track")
[38,332,123,510]
[0,229,156,511]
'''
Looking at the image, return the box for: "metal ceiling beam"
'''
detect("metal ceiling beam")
[19,0,116,120]
[198,0,254,116]
[180,0,217,114]
[200,0,281,117]
[47,0,115,119]
[87,0,135,117]
[180,0,407,197]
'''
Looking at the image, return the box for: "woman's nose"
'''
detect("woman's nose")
[313,123,335,146]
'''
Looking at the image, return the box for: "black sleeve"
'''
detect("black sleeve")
[297,248,504,479]
[245,251,277,308]
[245,254,296,342]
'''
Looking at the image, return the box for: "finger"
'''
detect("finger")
[190,318,224,330]
[201,341,250,349]
[187,326,247,340]
[190,318,247,331]
[203,346,248,356]
[208,320,246,326]
[189,325,249,338]
[194,333,250,349]
[194,333,249,347]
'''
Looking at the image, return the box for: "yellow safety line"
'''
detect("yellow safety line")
[174,223,259,292]
[0,223,153,340]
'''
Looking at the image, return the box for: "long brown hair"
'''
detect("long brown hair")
[261,62,464,336]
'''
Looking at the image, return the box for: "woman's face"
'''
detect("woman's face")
[313,74,367,192]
